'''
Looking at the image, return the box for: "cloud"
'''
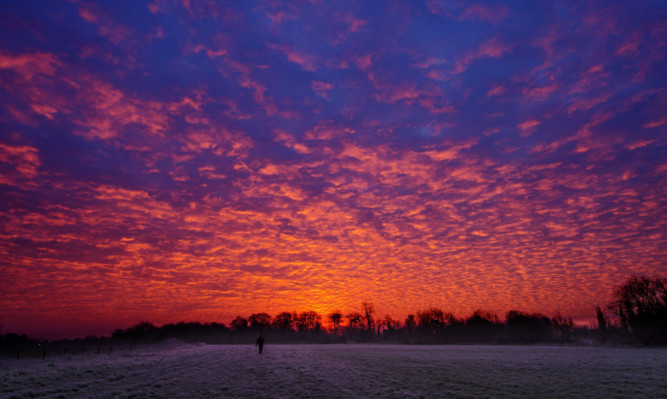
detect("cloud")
[78,2,134,45]
[427,1,510,24]
[452,37,513,74]
[268,43,318,72]
[311,80,333,99]
[274,130,311,154]
[74,79,169,140]
[517,119,541,137]
[305,121,355,141]
[343,13,367,33]
[0,142,41,183]
[0,52,60,79]
[643,118,666,128]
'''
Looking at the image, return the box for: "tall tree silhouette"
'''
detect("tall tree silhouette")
[230,316,249,331]
[296,311,322,332]
[248,313,272,331]
[361,302,375,335]
[596,306,607,343]
[346,312,363,330]
[328,311,342,334]
[273,312,295,331]
[608,275,667,345]
[551,313,574,342]
[404,314,417,331]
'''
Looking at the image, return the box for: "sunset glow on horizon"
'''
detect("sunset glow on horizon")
[1,0,665,339]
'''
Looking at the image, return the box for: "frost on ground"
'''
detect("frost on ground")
[1,344,665,398]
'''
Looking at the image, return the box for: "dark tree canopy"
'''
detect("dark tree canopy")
[609,275,667,345]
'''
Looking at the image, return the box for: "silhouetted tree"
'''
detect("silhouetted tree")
[404,314,417,331]
[417,308,443,333]
[249,313,272,331]
[505,310,552,343]
[346,312,363,330]
[596,306,608,343]
[296,311,322,332]
[465,309,499,326]
[328,311,343,334]
[361,302,375,335]
[230,316,249,331]
[464,309,501,343]
[417,308,458,333]
[552,313,574,342]
[608,275,667,345]
[112,321,163,342]
[378,314,399,336]
[273,312,295,331]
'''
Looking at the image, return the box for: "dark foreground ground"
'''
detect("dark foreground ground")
[1,344,665,398]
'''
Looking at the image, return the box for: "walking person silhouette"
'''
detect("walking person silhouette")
[256,333,265,354]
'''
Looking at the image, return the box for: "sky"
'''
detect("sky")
[0,0,665,339]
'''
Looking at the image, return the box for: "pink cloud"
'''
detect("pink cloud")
[30,104,58,119]
[424,140,477,161]
[460,4,510,23]
[268,43,318,71]
[413,57,446,69]
[418,98,455,115]
[616,32,642,57]
[374,84,421,103]
[311,80,333,99]
[147,2,160,13]
[274,129,311,154]
[0,52,60,80]
[305,120,355,140]
[517,119,541,137]
[352,53,373,70]
[221,98,251,120]
[0,142,41,179]
[193,44,227,59]
[567,93,612,114]
[626,139,656,150]
[267,10,297,24]
[78,2,133,45]
[523,84,558,101]
[427,1,510,24]
[426,69,447,81]
[222,60,279,116]
[343,13,367,32]
[643,118,667,128]
[486,85,506,97]
[453,37,513,74]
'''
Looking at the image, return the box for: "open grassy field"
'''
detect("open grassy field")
[1,343,665,398]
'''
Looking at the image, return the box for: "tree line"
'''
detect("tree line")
[108,275,666,346]
[106,305,577,345]
[2,275,665,358]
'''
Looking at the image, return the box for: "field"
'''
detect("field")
[1,343,665,398]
